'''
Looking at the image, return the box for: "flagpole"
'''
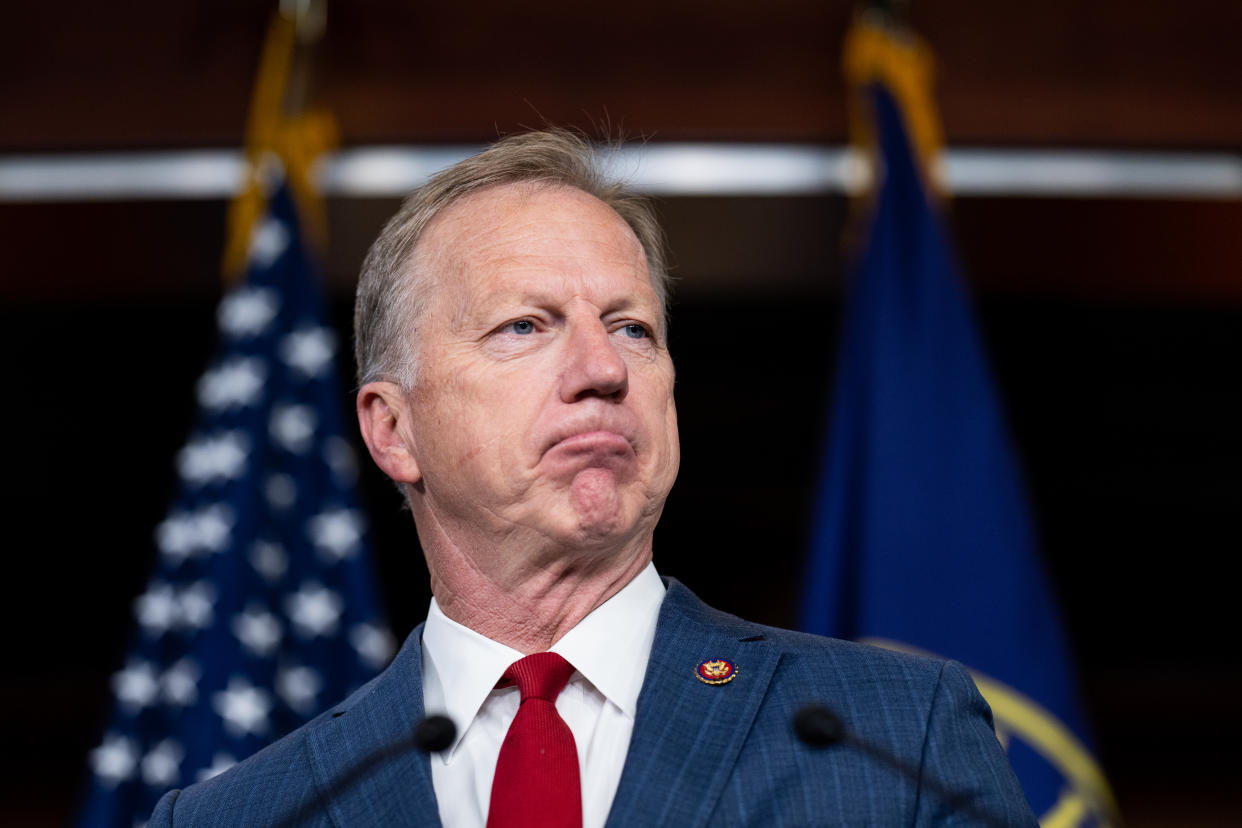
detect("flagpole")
[222,0,336,281]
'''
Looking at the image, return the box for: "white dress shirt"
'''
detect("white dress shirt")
[421,563,666,828]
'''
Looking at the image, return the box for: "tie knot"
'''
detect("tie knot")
[501,652,576,702]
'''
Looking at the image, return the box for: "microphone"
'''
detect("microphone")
[792,705,847,747]
[271,713,458,826]
[413,714,457,753]
[792,704,1008,827]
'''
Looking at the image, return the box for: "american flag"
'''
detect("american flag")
[77,180,392,827]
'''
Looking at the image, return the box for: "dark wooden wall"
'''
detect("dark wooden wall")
[3,2,1240,824]
[5,0,1242,150]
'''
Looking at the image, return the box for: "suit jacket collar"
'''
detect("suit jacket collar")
[606,578,780,827]
[301,578,778,827]
[304,620,441,827]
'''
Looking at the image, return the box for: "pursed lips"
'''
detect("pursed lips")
[541,419,638,460]
[539,431,637,481]
[550,430,633,455]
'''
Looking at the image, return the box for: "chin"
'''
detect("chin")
[564,470,624,528]
[558,504,644,553]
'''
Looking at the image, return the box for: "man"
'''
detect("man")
[151,130,1035,826]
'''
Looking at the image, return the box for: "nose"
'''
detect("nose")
[560,321,628,403]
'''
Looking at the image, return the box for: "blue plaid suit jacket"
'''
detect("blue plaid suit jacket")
[151,579,1035,826]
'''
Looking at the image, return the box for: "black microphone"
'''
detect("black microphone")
[792,704,1009,827]
[272,713,458,826]
[413,714,457,753]
[792,705,847,747]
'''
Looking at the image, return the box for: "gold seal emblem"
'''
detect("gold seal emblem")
[696,658,737,685]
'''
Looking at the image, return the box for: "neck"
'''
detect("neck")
[416,513,654,653]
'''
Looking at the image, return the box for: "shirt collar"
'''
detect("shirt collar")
[422,597,524,759]
[550,563,665,720]
[421,563,665,754]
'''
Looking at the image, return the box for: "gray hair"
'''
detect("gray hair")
[353,129,670,389]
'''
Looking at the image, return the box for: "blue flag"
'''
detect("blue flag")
[800,62,1117,825]
[77,182,392,827]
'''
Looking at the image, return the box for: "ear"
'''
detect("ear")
[356,381,422,485]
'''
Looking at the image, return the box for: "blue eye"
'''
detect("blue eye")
[621,324,648,339]
[509,320,535,335]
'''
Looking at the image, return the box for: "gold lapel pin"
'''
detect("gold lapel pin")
[696,658,737,685]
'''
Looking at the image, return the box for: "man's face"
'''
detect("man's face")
[399,183,680,569]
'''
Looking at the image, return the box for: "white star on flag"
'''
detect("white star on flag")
[161,658,200,707]
[276,664,322,715]
[112,660,160,713]
[134,582,179,636]
[349,624,396,670]
[141,739,184,787]
[249,540,288,582]
[197,357,267,411]
[217,287,280,338]
[248,217,290,268]
[178,581,217,630]
[90,734,139,787]
[264,473,297,510]
[280,326,336,378]
[177,431,250,486]
[286,582,344,638]
[196,753,237,783]
[232,606,283,657]
[270,404,317,454]
[156,504,235,562]
[308,508,365,562]
[212,677,273,738]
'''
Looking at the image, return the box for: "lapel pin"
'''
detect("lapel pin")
[696,658,737,685]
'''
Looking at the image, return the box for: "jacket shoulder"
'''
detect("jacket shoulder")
[662,577,949,683]
[657,579,1035,825]
[147,667,393,826]
[148,714,327,827]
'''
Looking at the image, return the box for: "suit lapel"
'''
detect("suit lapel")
[606,580,781,827]
[304,623,442,827]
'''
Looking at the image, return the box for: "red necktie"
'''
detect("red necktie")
[486,652,583,828]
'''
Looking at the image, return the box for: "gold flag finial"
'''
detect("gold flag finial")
[222,1,337,281]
